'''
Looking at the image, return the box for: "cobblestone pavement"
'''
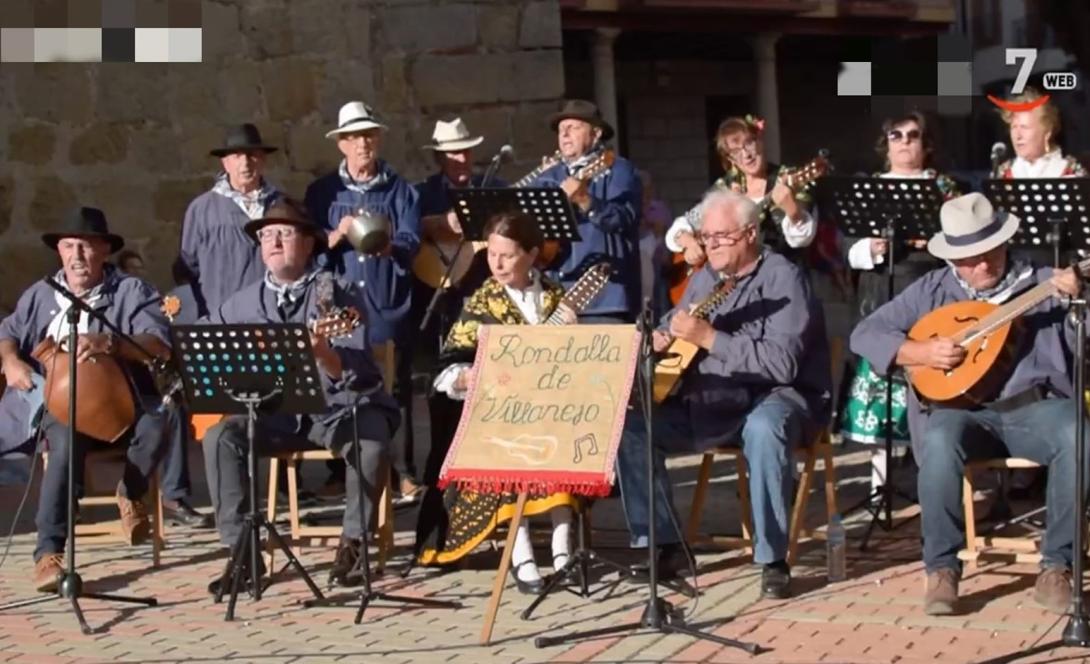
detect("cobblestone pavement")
[0,443,1085,664]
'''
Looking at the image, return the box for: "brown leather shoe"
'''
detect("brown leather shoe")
[923,568,959,615]
[1034,567,1073,614]
[117,485,151,545]
[34,554,64,593]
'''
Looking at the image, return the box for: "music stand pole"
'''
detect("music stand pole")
[0,306,157,634]
[1063,288,1090,645]
[303,396,460,620]
[212,389,325,620]
[535,302,759,653]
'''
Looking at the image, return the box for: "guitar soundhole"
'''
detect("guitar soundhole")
[952,315,980,324]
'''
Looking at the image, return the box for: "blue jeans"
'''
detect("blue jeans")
[615,393,805,564]
[919,397,1090,573]
[36,410,169,560]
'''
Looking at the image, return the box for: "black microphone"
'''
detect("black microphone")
[481,144,514,186]
[990,142,1008,171]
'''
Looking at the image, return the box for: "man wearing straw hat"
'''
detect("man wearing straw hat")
[305,101,421,501]
[852,192,1086,616]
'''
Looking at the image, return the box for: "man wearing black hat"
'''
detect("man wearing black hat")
[525,99,643,323]
[0,207,173,592]
[200,198,400,591]
[179,123,282,317]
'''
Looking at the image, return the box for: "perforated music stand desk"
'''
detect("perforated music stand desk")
[170,322,326,620]
[816,176,943,245]
[451,187,582,242]
[983,178,1090,267]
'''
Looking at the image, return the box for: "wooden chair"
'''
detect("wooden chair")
[266,341,397,570]
[958,457,1043,571]
[684,340,842,566]
[685,432,838,566]
[43,447,165,567]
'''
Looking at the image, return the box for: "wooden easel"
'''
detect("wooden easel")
[478,492,528,645]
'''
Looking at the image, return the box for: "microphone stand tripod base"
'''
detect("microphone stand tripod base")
[1063,613,1090,647]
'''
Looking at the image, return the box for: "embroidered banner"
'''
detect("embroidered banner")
[440,324,640,496]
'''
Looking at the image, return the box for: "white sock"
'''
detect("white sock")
[512,524,541,582]
[871,448,887,491]
[551,507,572,569]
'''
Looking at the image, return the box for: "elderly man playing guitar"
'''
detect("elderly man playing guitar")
[616,189,831,600]
[200,199,400,593]
[851,192,1085,616]
[525,100,642,324]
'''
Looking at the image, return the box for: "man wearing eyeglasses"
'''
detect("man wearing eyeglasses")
[200,198,400,593]
[615,189,832,600]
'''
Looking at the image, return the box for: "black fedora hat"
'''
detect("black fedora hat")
[41,207,125,254]
[243,197,326,246]
[209,123,279,157]
[547,99,614,142]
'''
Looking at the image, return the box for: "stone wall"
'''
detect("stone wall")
[0,0,565,310]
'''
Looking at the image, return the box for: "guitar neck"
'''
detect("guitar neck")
[958,262,1088,344]
[513,152,561,189]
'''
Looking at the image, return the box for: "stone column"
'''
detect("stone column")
[751,33,781,163]
[592,28,622,151]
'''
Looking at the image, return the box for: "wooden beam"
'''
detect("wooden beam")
[560,9,951,36]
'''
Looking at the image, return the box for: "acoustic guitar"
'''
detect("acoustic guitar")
[412,150,616,288]
[186,306,363,441]
[907,264,1087,405]
[652,276,738,403]
[665,154,829,305]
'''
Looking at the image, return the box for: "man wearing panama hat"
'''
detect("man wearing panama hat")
[852,192,1085,616]
[523,99,642,323]
[200,197,400,592]
[0,207,173,592]
[179,123,282,318]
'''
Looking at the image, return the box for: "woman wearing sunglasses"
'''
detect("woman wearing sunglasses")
[665,115,818,272]
[839,112,960,496]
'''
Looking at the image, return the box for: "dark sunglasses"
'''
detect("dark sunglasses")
[888,128,922,143]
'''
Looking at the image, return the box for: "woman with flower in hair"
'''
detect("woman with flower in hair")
[664,115,819,281]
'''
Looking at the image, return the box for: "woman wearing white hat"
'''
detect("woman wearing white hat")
[852,192,1085,617]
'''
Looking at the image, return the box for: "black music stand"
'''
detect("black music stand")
[302,396,461,623]
[170,323,325,621]
[984,178,1090,268]
[452,187,583,244]
[817,176,943,549]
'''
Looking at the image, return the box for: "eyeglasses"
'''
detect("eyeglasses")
[698,227,751,246]
[888,128,922,143]
[257,227,300,242]
[725,139,759,160]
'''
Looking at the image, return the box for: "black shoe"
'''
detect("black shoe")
[163,499,214,529]
[760,561,791,600]
[628,543,687,583]
[511,560,544,595]
[328,537,362,587]
[208,551,267,596]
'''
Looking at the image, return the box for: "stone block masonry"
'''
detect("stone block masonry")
[0,0,565,309]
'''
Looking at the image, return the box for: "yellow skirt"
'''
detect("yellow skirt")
[417,489,578,566]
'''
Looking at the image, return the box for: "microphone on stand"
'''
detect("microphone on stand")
[481,144,514,186]
[990,142,1008,172]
